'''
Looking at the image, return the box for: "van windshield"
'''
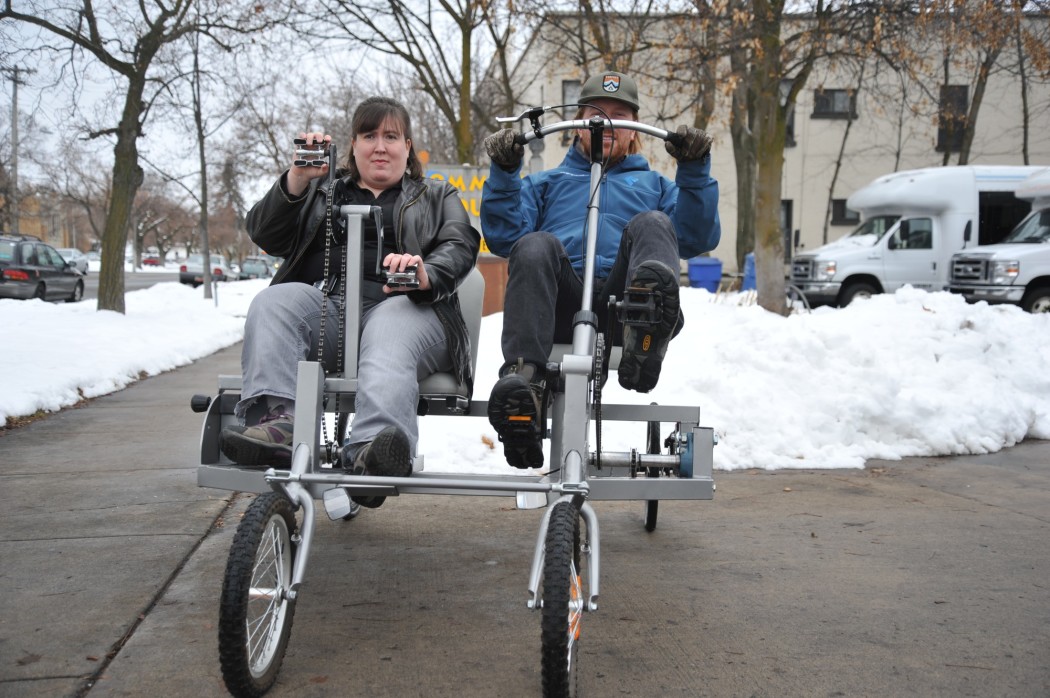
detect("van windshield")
[846,215,900,240]
[999,210,1050,244]
[831,214,901,248]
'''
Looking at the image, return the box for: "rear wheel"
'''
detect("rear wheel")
[644,419,661,532]
[219,493,298,697]
[541,500,583,697]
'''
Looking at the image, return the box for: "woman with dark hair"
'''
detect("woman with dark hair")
[220,97,480,507]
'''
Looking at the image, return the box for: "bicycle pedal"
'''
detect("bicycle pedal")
[385,266,420,288]
[619,287,662,326]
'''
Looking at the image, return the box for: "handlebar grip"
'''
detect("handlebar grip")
[666,131,685,149]
[513,133,528,147]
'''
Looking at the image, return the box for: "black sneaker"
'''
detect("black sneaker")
[346,426,412,509]
[618,260,682,393]
[220,412,295,467]
[487,359,546,469]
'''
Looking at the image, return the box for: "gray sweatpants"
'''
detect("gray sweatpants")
[236,282,451,456]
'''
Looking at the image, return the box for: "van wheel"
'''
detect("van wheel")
[1021,287,1050,314]
[839,281,877,307]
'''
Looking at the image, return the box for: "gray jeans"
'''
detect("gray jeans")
[237,282,451,456]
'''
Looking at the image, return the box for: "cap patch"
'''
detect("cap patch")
[602,75,621,93]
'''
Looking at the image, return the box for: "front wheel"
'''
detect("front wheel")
[66,280,84,303]
[219,493,298,697]
[839,281,878,307]
[541,500,584,697]
[1021,286,1050,314]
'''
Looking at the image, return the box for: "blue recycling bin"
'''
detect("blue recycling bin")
[687,257,722,292]
[743,252,756,290]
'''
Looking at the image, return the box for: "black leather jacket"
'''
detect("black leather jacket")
[246,171,481,393]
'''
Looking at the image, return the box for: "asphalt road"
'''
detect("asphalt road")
[81,270,182,299]
[1,343,1048,697]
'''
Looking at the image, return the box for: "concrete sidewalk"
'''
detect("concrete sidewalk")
[2,344,1049,697]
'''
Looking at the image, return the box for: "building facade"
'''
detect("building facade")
[497,13,1050,273]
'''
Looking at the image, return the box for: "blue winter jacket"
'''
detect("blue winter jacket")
[481,143,721,278]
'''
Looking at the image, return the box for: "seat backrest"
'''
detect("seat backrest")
[459,266,485,374]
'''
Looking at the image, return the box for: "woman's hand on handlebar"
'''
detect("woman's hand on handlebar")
[288,131,332,197]
[382,253,430,293]
[484,128,524,172]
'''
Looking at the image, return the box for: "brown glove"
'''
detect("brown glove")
[664,125,712,162]
[484,129,524,171]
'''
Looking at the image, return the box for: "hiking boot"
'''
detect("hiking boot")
[220,412,295,467]
[618,260,682,393]
[346,426,412,509]
[488,359,546,469]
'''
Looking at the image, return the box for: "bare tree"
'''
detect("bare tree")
[315,0,525,164]
[128,176,194,265]
[1,0,284,312]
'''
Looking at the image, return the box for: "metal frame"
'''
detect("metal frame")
[197,114,716,682]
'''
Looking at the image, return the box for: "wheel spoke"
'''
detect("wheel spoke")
[244,517,290,674]
[566,561,583,674]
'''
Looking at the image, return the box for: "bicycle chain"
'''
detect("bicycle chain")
[593,333,604,472]
[316,175,347,464]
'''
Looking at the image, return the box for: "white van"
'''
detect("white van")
[790,165,1042,306]
[949,167,1050,313]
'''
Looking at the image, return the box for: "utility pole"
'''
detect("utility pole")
[4,66,35,236]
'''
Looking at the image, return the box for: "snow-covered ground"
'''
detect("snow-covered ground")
[4,279,1048,473]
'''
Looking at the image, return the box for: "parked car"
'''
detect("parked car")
[141,255,163,266]
[57,247,90,274]
[0,234,86,302]
[84,250,102,273]
[238,256,274,280]
[179,253,232,287]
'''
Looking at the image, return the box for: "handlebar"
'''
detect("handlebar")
[496,106,683,149]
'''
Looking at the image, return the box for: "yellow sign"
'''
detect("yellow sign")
[427,165,490,253]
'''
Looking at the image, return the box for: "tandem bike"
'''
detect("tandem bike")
[193,108,716,697]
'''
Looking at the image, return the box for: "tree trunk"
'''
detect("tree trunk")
[458,22,473,164]
[730,48,756,274]
[96,83,146,313]
[957,48,1000,166]
[752,0,787,315]
[754,100,787,316]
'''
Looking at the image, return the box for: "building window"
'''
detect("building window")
[812,88,857,120]
[561,79,582,144]
[781,200,794,262]
[562,80,581,117]
[937,85,967,153]
[831,199,860,225]
[781,80,796,147]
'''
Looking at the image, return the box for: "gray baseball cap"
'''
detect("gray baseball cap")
[578,71,640,111]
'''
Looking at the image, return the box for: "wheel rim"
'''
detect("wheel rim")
[1030,295,1050,313]
[246,513,293,679]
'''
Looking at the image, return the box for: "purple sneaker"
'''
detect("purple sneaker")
[220,412,294,467]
